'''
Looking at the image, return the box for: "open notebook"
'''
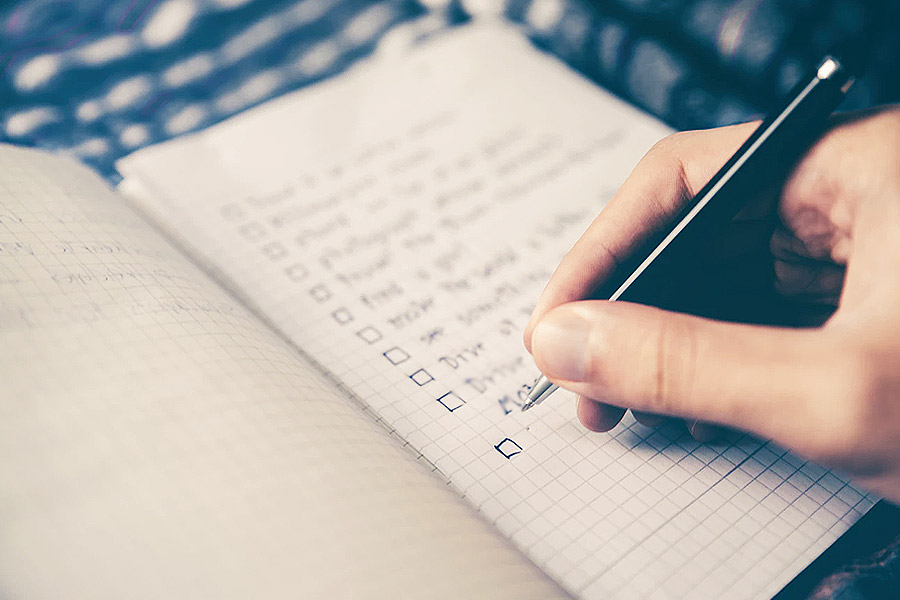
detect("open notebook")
[1,22,874,600]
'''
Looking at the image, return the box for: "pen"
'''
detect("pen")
[522,53,857,412]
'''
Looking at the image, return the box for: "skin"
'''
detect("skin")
[523,105,900,503]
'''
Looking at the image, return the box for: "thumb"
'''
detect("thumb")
[530,301,828,440]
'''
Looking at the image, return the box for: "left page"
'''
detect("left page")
[118,23,875,600]
[0,145,568,600]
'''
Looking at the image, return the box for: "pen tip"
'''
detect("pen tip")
[520,376,557,412]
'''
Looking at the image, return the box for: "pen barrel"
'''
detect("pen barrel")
[598,56,854,306]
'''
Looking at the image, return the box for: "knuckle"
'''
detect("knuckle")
[635,135,694,212]
[581,335,614,397]
[646,135,677,158]
[644,132,691,164]
[644,317,699,418]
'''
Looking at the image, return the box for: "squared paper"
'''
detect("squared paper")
[0,145,565,600]
[118,23,875,600]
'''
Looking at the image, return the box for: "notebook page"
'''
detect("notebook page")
[0,145,568,600]
[118,23,875,600]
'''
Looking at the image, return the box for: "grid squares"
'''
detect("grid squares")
[355,326,382,344]
[495,438,522,459]
[309,284,332,302]
[381,346,410,365]
[436,391,464,412]
[284,263,309,282]
[2,149,583,600]
[111,34,880,600]
[261,241,287,260]
[330,307,353,325]
[409,368,434,386]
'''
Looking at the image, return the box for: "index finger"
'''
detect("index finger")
[523,122,759,352]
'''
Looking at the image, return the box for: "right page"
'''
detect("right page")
[118,23,875,600]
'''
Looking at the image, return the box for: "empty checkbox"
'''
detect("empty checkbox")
[494,438,523,459]
[356,326,382,344]
[331,307,353,324]
[284,263,308,282]
[383,347,410,365]
[309,284,332,302]
[436,391,465,412]
[410,369,434,386]
[261,242,287,261]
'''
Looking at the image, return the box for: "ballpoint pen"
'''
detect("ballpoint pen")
[522,52,858,412]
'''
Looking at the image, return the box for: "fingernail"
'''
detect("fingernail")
[689,421,729,443]
[532,310,591,381]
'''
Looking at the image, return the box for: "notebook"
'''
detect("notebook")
[1,22,874,600]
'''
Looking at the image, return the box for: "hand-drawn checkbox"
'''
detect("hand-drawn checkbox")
[261,242,287,261]
[284,263,308,282]
[410,369,434,386]
[494,438,523,459]
[436,391,465,412]
[309,284,332,302]
[356,326,382,344]
[383,347,410,365]
[238,222,267,242]
[331,307,353,324]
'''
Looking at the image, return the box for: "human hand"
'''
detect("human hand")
[523,106,900,503]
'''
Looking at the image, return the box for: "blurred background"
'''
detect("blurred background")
[0,0,897,180]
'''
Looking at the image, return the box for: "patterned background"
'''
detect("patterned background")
[1,0,898,597]
[0,0,897,179]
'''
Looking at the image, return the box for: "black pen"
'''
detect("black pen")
[522,54,857,411]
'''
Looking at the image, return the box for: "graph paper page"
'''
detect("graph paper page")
[118,23,875,600]
[0,145,567,600]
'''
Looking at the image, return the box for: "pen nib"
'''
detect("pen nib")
[520,376,557,412]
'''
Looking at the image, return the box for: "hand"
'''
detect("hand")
[523,106,900,503]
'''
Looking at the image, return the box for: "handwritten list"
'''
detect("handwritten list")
[119,24,874,600]
[0,145,567,600]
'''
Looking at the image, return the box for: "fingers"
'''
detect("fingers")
[631,411,668,428]
[577,396,725,440]
[575,395,626,432]
[577,390,731,441]
[530,300,826,442]
[774,260,844,301]
[688,421,731,443]
[524,122,758,352]
[775,106,900,267]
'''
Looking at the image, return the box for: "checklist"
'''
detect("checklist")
[117,23,875,600]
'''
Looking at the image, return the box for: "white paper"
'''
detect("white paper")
[0,145,566,600]
[118,23,874,600]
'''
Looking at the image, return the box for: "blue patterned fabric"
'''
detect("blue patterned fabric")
[1,0,896,179]
[0,0,433,177]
